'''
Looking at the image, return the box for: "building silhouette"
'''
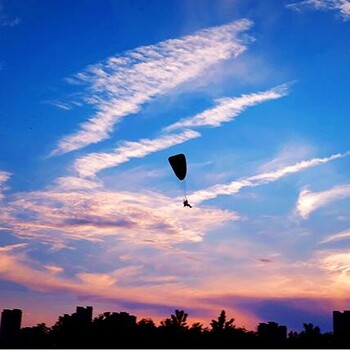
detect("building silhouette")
[333,310,350,344]
[0,308,22,343]
[72,306,93,327]
[258,321,287,344]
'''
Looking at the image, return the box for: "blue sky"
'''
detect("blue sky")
[1,0,350,332]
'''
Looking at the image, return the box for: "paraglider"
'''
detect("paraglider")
[183,199,192,208]
[168,153,192,208]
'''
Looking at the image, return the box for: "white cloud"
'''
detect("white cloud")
[51,19,253,156]
[318,251,350,287]
[0,170,10,183]
[320,228,350,244]
[0,170,11,200]
[53,176,103,191]
[1,189,238,250]
[74,129,200,177]
[74,83,289,178]
[77,272,117,288]
[287,0,350,20]
[77,265,151,288]
[296,183,350,219]
[164,83,290,131]
[190,151,349,204]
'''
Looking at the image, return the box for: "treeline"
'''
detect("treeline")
[0,309,346,348]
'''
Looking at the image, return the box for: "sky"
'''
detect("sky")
[1,0,350,333]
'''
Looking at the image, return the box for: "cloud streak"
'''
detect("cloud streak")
[0,170,11,200]
[74,129,200,178]
[0,243,27,252]
[189,151,349,204]
[51,19,253,156]
[164,83,290,131]
[296,183,350,219]
[74,83,289,178]
[287,0,350,20]
[53,176,103,190]
[320,228,350,244]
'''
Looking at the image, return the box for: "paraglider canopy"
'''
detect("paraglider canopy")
[168,153,192,208]
[168,153,187,181]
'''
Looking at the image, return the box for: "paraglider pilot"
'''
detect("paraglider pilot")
[183,199,192,208]
[168,153,192,208]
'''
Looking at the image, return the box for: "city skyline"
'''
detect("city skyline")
[1,305,350,334]
[1,0,350,332]
[3,305,348,348]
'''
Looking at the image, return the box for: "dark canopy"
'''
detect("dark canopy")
[168,153,187,181]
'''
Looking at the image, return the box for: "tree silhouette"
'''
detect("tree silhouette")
[302,322,321,336]
[299,322,323,348]
[210,310,235,332]
[189,322,206,334]
[158,310,189,348]
[137,317,156,329]
[136,317,157,347]
[160,309,188,330]
[19,323,51,348]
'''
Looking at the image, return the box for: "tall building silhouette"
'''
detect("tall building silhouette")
[73,306,93,327]
[333,310,350,343]
[0,309,22,341]
[258,321,287,344]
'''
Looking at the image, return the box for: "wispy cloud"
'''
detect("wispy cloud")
[0,243,27,252]
[164,83,290,131]
[44,265,64,274]
[296,183,350,219]
[74,83,288,178]
[257,142,317,173]
[77,272,118,288]
[51,19,253,156]
[318,250,350,288]
[287,0,350,20]
[0,171,10,183]
[190,151,349,204]
[74,129,200,178]
[2,243,345,331]
[0,170,11,200]
[1,188,238,249]
[320,228,350,244]
[0,2,21,27]
[1,190,348,329]
[53,176,103,190]
[0,229,343,331]
[0,16,20,27]
[41,100,74,111]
